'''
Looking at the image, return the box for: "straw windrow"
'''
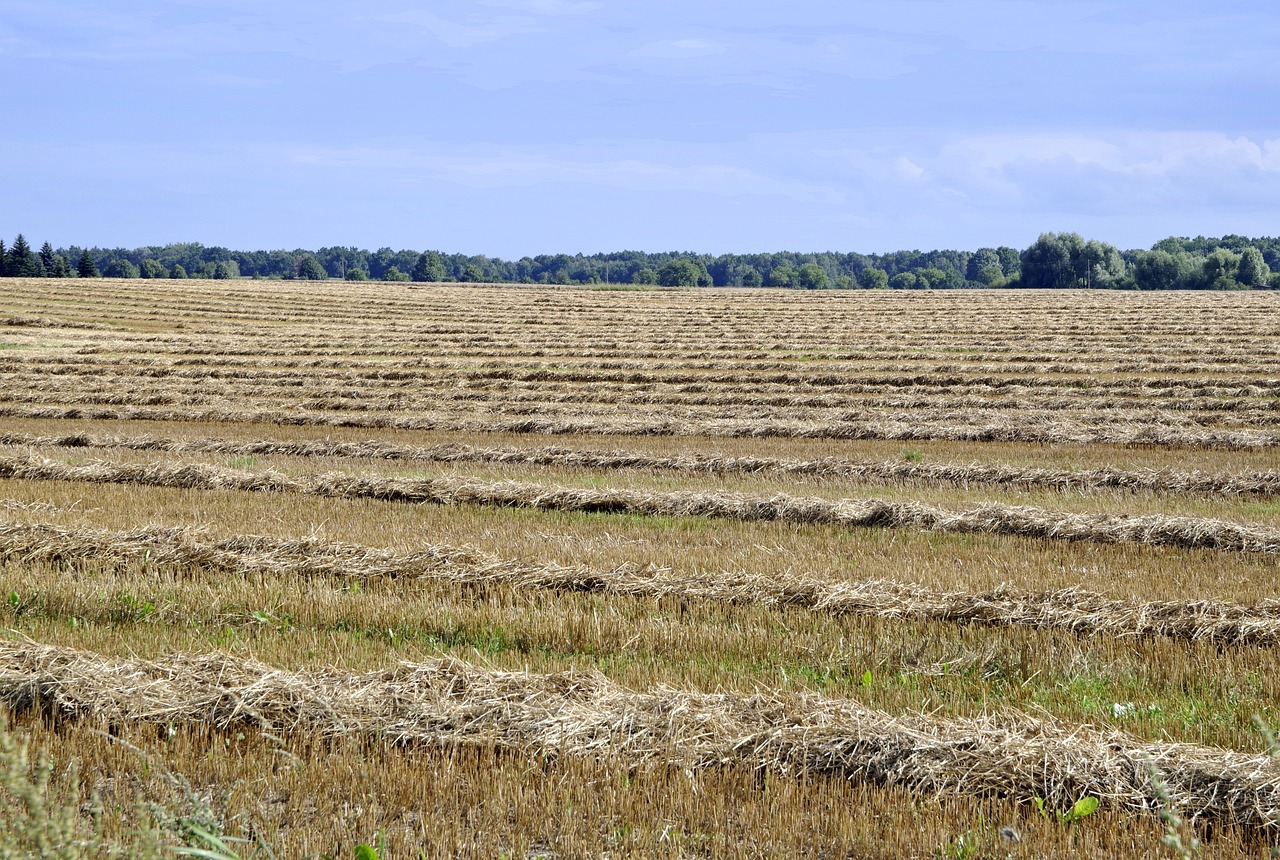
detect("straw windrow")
[1,641,1277,831]
[3,431,1279,497]
[0,453,1278,554]
[4,521,1280,645]
[0,403,1276,450]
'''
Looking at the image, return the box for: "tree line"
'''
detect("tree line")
[1,231,1277,290]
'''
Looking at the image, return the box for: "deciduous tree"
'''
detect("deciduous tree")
[1237,246,1270,287]
[795,263,829,290]
[858,267,888,290]
[1202,248,1243,290]
[139,259,167,279]
[412,251,446,282]
[103,258,139,278]
[658,259,702,287]
[295,254,327,281]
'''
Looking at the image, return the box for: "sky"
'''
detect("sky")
[2,0,1279,258]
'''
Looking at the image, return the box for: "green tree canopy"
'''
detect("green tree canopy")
[38,242,57,275]
[631,267,657,285]
[858,267,888,289]
[345,268,369,281]
[139,259,167,279]
[1237,246,1271,286]
[1133,249,1198,290]
[295,254,327,280]
[1202,248,1243,290]
[1020,233,1074,288]
[103,258,140,278]
[766,265,795,287]
[6,234,41,277]
[77,250,99,278]
[966,248,1007,286]
[212,260,240,279]
[382,266,409,282]
[795,263,829,290]
[965,248,1000,282]
[1020,232,1126,289]
[658,259,703,287]
[169,263,187,279]
[412,251,447,282]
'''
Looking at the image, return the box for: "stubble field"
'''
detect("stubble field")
[0,277,1279,857]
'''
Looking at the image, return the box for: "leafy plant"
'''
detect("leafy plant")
[1033,795,1099,825]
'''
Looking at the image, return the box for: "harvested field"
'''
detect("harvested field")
[4,521,1280,645]
[4,641,1280,833]
[2,452,1279,554]
[6,429,1280,497]
[1,278,1279,857]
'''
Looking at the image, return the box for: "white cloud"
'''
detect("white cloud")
[937,131,1280,187]
[893,156,926,182]
[630,38,728,59]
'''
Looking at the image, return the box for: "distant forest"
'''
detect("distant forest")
[1,232,1278,290]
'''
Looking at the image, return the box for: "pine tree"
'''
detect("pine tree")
[77,250,99,278]
[39,242,57,277]
[0,239,7,277]
[7,234,40,277]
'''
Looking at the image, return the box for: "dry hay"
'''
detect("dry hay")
[2,452,1279,555]
[4,521,1280,645]
[4,431,1279,497]
[0,641,1277,832]
[0,403,1277,450]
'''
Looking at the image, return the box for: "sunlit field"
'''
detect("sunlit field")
[1,278,1278,857]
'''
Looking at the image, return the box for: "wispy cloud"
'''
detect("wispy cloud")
[630,39,729,59]
[480,0,602,15]
[373,10,539,49]
[286,142,843,204]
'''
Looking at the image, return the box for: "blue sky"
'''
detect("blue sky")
[3,1,1278,257]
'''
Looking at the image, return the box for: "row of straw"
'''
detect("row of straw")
[1,452,1278,554]
[0,403,1276,449]
[1,641,1277,831]
[3,521,1280,645]
[3,430,1278,497]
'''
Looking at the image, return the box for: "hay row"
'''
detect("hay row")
[14,353,1280,392]
[8,374,1278,421]
[4,431,1279,498]
[2,453,1279,555]
[1,641,1277,830]
[10,353,1280,399]
[0,403,1276,449]
[15,344,1280,375]
[5,521,1280,645]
